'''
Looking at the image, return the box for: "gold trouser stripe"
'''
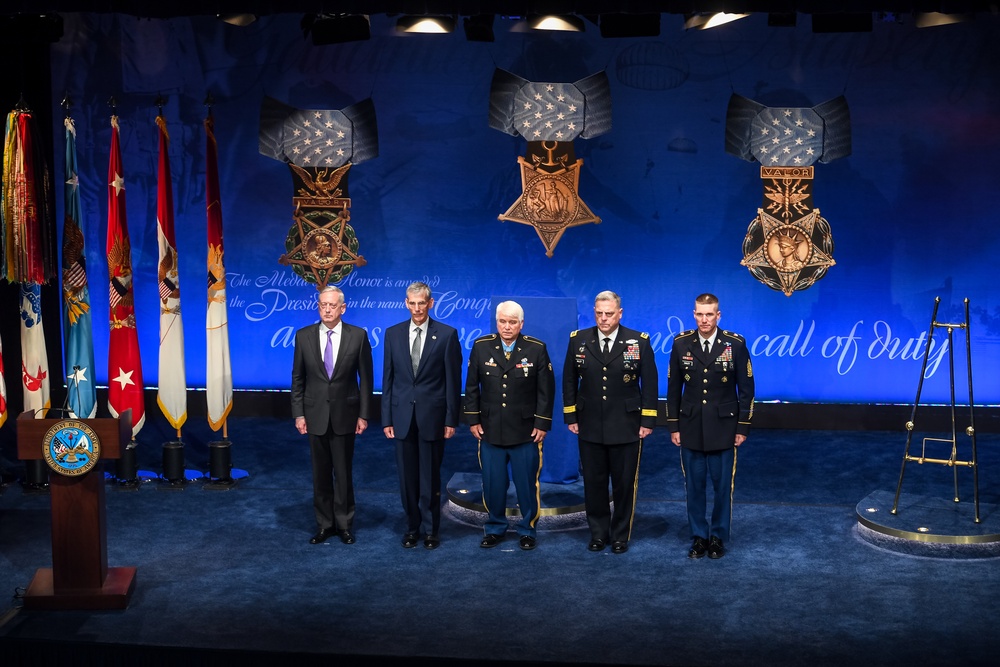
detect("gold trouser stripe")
[729,446,739,541]
[625,439,643,542]
[529,441,543,528]
[477,439,490,516]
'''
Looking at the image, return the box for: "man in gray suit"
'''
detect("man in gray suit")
[382,281,462,549]
[292,285,373,545]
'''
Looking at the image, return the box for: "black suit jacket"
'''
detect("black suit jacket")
[463,333,554,446]
[381,318,462,438]
[665,329,755,452]
[563,325,658,445]
[291,321,374,436]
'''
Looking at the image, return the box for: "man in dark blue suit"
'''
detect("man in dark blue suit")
[667,293,755,560]
[292,286,373,546]
[382,281,462,549]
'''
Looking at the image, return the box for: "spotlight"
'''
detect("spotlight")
[914,12,973,28]
[0,12,63,43]
[599,13,661,38]
[302,14,370,45]
[811,13,873,33]
[218,13,256,27]
[528,15,586,32]
[396,16,456,34]
[684,13,750,30]
[463,14,495,42]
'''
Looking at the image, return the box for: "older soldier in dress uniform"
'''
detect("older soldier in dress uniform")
[666,293,754,560]
[464,301,554,551]
[563,291,658,554]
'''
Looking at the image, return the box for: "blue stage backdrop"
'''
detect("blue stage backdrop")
[46,14,1000,407]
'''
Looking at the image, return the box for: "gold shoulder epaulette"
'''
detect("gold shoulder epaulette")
[569,330,579,337]
[677,329,696,338]
[640,332,649,339]
[474,333,497,343]
[522,335,546,345]
[722,330,745,341]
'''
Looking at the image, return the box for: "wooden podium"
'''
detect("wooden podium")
[16,410,137,610]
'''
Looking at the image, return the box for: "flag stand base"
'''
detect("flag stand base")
[160,441,187,487]
[115,444,140,489]
[205,440,236,489]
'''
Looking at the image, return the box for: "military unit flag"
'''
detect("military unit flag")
[106,115,145,436]
[155,115,187,430]
[19,283,50,417]
[62,116,97,418]
[204,114,233,431]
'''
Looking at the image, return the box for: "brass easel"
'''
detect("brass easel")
[891,297,980,523]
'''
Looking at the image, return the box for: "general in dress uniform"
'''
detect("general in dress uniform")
[563,291,658,554]
[464,301,554,551]
[666,293,754,560]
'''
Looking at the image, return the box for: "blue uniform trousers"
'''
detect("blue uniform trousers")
[680,446,737,543]
[479,439,543,538]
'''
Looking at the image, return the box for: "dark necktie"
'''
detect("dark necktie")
[603,337,611,356]
[324,330,335,378]
[704,339,710,356]
[411,327,422,375]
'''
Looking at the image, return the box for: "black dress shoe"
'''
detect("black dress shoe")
[708,536,725,559]
[587,538,607,552]
[480,534,503,548]
[688,536,708,559]
[401,532,420,548]
[424,535,440,550]
[611,541,628,554]
[339,530,355,545]
[309,527,337,544]
[519,536,536,551]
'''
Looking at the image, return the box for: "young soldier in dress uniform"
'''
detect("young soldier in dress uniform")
[464,301,554,550]
[666,293,754,560]
[563,290,658,554]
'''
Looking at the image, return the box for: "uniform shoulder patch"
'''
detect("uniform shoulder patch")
[474,333,497,343]
[640,332,649,339]
[569,330,579,338]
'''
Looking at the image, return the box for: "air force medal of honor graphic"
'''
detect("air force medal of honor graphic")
[726,94,850,296]
[489,70,612,257]
[259,98,378,289]
[42,420,101,476]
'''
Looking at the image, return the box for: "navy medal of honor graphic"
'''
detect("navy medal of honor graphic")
[726,94,850,295]
[42,420,102,476]
[259,97,378,289]
[490,70,611,257]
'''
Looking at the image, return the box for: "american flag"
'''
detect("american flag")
[750,108,824,167]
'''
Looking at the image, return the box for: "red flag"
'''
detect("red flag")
[205,114,233,431]
[106,115,145,436]
[0,332,7,429]
[155,115,187,430]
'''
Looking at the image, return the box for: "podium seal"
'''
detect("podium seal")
[42,420,101,476]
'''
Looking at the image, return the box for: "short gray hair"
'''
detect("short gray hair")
[594,290,621,308]
[406,281,432,300]
[495,300,524,323]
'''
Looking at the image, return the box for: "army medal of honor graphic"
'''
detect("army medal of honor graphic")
[42,420,101,476]
[259,98,378,289]
[726,95,850,296]
[490,70,611,257]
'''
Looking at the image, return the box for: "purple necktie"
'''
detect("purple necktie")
[324,329,335,378]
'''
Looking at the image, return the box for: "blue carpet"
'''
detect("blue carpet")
[1,422,998,666]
